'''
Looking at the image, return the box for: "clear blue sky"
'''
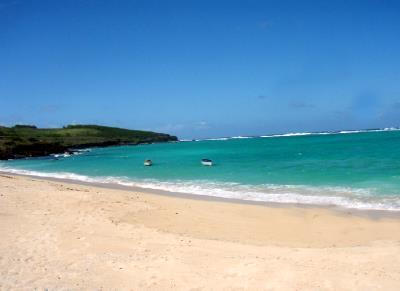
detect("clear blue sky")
[1,0,400,138]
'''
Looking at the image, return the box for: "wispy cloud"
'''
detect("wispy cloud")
[195,121,210,130]
[0,113,24,126]
[378,101,400,125]
[258,20,270,30]
[350,91,381,121]
[154,121,212,134]
[46,124,62,128]
[38,104,61,114]
[154,123,186,133]
[288,100,315,109]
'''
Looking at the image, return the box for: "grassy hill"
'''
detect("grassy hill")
[0,124,177,160]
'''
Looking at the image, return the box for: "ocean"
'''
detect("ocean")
[1,129,400,211]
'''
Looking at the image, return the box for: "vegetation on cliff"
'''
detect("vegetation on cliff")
[0,124,177,159]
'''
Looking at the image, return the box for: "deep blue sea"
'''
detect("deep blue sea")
[1,129,400,211]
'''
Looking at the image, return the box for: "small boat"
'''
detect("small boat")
[144,159,153,166]
[201,159,213,166]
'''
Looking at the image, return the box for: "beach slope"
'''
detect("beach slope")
[0,174,399,290]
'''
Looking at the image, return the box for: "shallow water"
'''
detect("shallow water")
[2,129,400,210]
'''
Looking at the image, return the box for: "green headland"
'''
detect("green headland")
[0,124,177,160]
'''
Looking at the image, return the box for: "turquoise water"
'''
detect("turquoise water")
[1,129,400,210]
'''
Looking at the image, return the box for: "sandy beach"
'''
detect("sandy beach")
[0,173,399,290]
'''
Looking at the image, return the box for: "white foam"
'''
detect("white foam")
[52,153,71,158]
[261,132,313,138]
[231,136,253,139]
[1,166,399,211]
[75,148,92,152]
[52,152,73,158]
[261,128,400,138]
[185,137,230,141]
[203,137,230,141]
[190,128,400,142]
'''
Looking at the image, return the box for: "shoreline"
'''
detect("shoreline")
[1,172,400,247]
[1,173,400,289]
[1,169,400,219]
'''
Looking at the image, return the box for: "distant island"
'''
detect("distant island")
[0,124,178,160]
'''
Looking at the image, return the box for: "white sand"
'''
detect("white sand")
[1,174,400,290]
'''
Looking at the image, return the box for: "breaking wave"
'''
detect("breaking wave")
[1,166,399,211]
[186,127,400,142]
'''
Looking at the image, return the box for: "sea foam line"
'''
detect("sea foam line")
[260,128,400,138]
[1,166,399,211]
[183,127,400,142]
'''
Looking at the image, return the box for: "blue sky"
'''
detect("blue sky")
[1,0,400,138]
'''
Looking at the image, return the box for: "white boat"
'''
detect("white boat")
[144,159,153,166]
[201,159,213,166]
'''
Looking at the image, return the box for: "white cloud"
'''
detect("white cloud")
[154,123,186,132]
[195,121,210,130]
